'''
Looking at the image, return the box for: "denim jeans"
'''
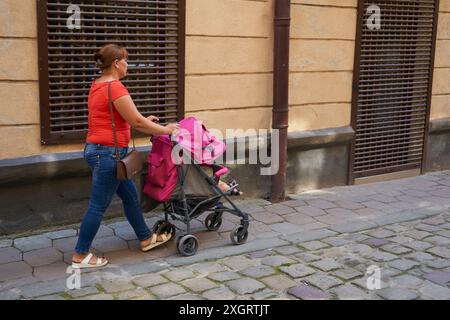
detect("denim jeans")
[75,143,151,254]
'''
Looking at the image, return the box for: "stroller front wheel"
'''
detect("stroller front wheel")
[230,225,248,245]
[177,234,199,256]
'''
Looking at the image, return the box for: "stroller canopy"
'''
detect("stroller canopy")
[176,117,226,165]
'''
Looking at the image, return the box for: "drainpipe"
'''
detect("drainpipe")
[271,0,291,203]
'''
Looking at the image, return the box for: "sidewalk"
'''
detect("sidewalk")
[1,171,450,300]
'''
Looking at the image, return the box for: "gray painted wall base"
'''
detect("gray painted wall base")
[287,144,350,194]
[0,176,125,236]
[425,128,450,172]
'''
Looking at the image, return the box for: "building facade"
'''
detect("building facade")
[0,0,449,235]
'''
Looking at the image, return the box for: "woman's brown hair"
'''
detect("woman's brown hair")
[94,44,128,71]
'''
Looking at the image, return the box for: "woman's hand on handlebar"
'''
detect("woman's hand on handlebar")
[165,122,180,135]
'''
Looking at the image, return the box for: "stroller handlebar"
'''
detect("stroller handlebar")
[169,135,178,147]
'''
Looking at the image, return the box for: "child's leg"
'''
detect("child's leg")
[218,180,228,192]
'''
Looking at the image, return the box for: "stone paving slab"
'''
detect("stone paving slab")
[332,284,372,300]
[240,265,276,278]
[92,236,128,253]
[0,262,33,282]
[280,264,316,278]
[376,288,419,300]
[78,293,114,300]
[420,281,450,300]
[23,248,63,267]
[1,170,450,300]
[0,247,22,265]
[302,273,344,291]
[392,274,424,288]
[53,237,78,253]
[251,212,285,225]
[114,226,138,241]
[98,279,134,293]
[43,229,77,240]
[0,240,13,249]
[132,274,168,288]
[269,222,307,235]
[148,283,186,299]
[162,269,196,282]
[168,293,203,300]
[388,259,421,272]
[260,275,297,291]
[261,255,296,267]
[13,236,52,252]
[281,229,338,243]
[181,278,218,293]
[207,271,241,283]
[332,268,363,281]
[226,278,266,295]
[288,284,330,300]
[19,279,68,299]
[67,286,99,299]
[273,245,302,255]
[202,287,236,300]
[116,288,150,300]
[33,262,69,281]
[0,289,22,300]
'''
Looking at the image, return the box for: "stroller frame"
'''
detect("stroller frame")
[152,145,250,256]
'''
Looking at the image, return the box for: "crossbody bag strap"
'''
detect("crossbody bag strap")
[107,81,120,160]
[131,126,136,150]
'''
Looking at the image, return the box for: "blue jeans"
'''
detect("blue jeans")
[75,143,151,254]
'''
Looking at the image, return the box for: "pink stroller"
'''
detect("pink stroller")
[141,117,250,256]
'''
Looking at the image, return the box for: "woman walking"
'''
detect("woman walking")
[72,44,178,269]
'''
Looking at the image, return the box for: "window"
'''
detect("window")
[350,0,439,179]
[37,0,185,144]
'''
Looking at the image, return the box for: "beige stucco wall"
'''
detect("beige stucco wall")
[431,1,450,120]
[289,0,357,131]
[185,0,273,135]
[0,0,276,160]
[188,0,358,134]
[1,0,446,161]
[0,0,358,160]
[0,0,91,160]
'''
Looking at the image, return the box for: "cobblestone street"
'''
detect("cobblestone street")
[1,171,450,300]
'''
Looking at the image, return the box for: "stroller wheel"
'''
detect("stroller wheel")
[204,212,222,231]
[177,235,199,256]
[153,220,176,239]
[230,225,248,245]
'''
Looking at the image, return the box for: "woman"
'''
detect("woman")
[72,44,179,269]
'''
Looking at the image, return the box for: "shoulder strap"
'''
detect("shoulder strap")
[108,81,120,161]
[108,81,136,154]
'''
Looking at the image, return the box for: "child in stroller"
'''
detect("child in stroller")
[206,165,243,196]
[141,117,250,256]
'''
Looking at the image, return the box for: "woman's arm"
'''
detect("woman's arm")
[113,95,177,135]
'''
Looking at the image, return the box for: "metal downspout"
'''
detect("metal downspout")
[271,0,291,203]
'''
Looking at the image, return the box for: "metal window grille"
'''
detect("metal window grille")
[37,0,185,145]
[350,0,439,179]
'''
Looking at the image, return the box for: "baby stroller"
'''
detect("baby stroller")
[141,117,250,256]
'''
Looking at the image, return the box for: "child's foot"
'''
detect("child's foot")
[227,180,243,196]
